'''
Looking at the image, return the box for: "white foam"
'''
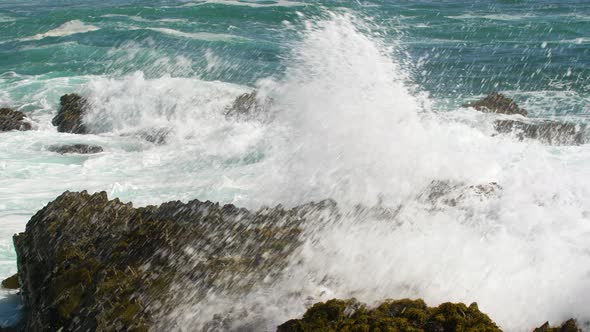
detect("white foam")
[180,0,307,8]
[145,27,246,41]
[21,20,99,41]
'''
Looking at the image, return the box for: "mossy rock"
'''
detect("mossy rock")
[533,319,582,332]
[13,190,315,331]
[1,274,19,289]
[277,299,501,332]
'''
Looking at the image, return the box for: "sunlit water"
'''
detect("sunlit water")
[1,0,590,330]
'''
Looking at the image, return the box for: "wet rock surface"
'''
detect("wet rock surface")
[278,298,501,332]
[420,180,502,209]
[494,119,586,146]
[1,274,19,290]
[47,144,103,154]
[51,94,88,134]
[463,92,528,116]
[0,108,32,132]
[12,191,328,331]
[225,91,271,121]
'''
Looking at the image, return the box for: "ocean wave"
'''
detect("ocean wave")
[20,20,99,41]
[100,14,190,25]
[145,27,246,41]
[180,0,307,8]
[446,13,534,21]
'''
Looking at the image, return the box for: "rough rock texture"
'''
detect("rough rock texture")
[51,94,88,134]
[0,108,32,132]
[278,298,501,332]
[47,144,103,154]
[1,274,19,290]
[420,180,502,209]
[225,91,271,121]
[533,319,582,332]
[463,92,528,116]
[13,191,330,331]
[494,119,585,146]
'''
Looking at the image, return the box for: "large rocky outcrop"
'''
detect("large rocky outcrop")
[12,191,326,331]
[51,94,88,134]
[463,92,528,116]
[0,108,32,132]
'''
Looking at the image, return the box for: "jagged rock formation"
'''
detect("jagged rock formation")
[1,274,18,290]
[494,119,585,146]
[51,94,88,134]
[534,319,582,332]
[47,144,103,154]
[12,191,331,331]
[463,92,528,116]
[0,108,32,132]
[278,298,502,332]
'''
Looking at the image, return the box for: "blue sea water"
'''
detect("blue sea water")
[1,0,590,330]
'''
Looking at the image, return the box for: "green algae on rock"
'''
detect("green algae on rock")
[277,298,501,332]
[13,191,325,331]
[533,319,582,332]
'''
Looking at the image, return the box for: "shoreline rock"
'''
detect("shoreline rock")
[463,92,528,116]
[12,191,314,331]
[47,144,103,154]
[52,94,88,134]
[0,108,32,132]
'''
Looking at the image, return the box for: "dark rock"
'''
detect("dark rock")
[534,319,582,332]
[52,94,88,134]
[225,91,271,121]
[0,108,32,132]
[137,127,172,145]
[277,298,501,332]
[463,92,528,116]
[420,180,502,208]
[1,274,19,290]
[12,191,332,331]
[48,144,103,154]
[494,119,585,145]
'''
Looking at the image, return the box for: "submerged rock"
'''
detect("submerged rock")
[225,91,271,121]
[534,319,582,332]
[136,127,172,145]
[278,298,501,332]
[463,92,528,116]
[12,191,326,331]
[420,180,502,208]
[48,144,103,154]
[494,119,585,146]
[0,108,32,132]
[52,94,88,134]
[1,274,19,290]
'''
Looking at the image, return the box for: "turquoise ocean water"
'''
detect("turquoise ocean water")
[1,0,590,330]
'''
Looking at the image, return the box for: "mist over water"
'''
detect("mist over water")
[1,1,590,331]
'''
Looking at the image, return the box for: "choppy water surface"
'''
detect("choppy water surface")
[1,0,590,330]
